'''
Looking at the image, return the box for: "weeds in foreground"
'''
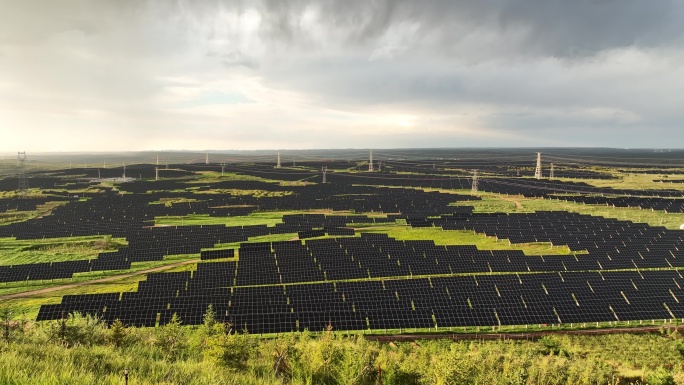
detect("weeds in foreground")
[1,309,684,384]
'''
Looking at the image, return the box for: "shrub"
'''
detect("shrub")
[49,312,105,347]
[205,333,254,370]
[108,319,129,348]
[648,367,676,385]
[154,313,187,360]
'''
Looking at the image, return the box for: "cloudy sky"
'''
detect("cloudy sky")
[1,0,683,152]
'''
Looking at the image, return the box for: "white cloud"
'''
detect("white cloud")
[1,0,683,151]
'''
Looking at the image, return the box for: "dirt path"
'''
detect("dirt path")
[366,325,682,342]
[0,259,200,300]
[499,195,523,209]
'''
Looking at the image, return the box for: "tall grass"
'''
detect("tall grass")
[2,312,684,384]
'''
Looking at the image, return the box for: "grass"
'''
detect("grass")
[191,171,281,183]
[154,211,287,227]
[2,308,684,384]
[215,233,299,249]
[154,209,394,228]
[576,169,684,191]
[0,274,146,320]
[0,253,200,317]
[0,201,68,225]
[194,188,294,198]
[456,192,684,229]
[360,224,583,256]
[149,197,199,206]
[0,235,127,266]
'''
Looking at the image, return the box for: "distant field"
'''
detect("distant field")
[3,155,684,334]
[455,192,684,229]
[0,235,127,266]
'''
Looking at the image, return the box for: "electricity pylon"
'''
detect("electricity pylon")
[534,153,542,180]
[17,152,28,196]
[471,169,478,194]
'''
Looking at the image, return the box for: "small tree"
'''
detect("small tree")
[202,304,223,336]
[1,309,12,342]
[109,319,128,348]
[205,333,254,370]
[48,312,104,347]
[155,313,187,360]
[203,305,217,330]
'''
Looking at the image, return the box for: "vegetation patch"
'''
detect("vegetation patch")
[0,235,127,266]
[359,223,584,256]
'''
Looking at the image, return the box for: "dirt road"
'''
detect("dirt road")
[499,195,523,209]
[0,259,199,300]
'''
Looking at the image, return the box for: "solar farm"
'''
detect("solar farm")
[4,149,684,337]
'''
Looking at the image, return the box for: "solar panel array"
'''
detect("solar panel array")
[36,211,684,331]
[3,161,684,333]
[36,268,684,332]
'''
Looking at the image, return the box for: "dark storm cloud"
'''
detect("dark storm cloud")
[253,0,683,57]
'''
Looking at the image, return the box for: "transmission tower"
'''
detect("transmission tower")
[205,153,209,165]
[368,150,374,172]
[276,152,281,168]
[221,162,226,176]
[534,152,542,180]
[321,166,327,183]
[549,163,555,179]
[17,152,28,196]
[155,167,159,181]
[122,162,126,179]
[471,169,478,194]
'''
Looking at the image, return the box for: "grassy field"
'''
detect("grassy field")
[154,211,286,227]
[1,275,145,320]
[0,253,200,317]
[190,171,281,183]
[0,201,67,225]
[154,209,392,228]
[1,313,683,384]
[455,192,684,229]
[360,225,582,256]
[6,166,684,384]
[0,235,127,266]
[577,169,684,191]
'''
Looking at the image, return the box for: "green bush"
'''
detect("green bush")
[108,319,129,348]
[205,333,254,371]
[648,367,676,385]
[2,319,684,385]
[48,312,106,347]
[154,313,187,360]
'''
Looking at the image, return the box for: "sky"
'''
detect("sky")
[1,0,683,152]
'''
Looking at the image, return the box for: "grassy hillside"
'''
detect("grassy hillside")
[1,312,684,384]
